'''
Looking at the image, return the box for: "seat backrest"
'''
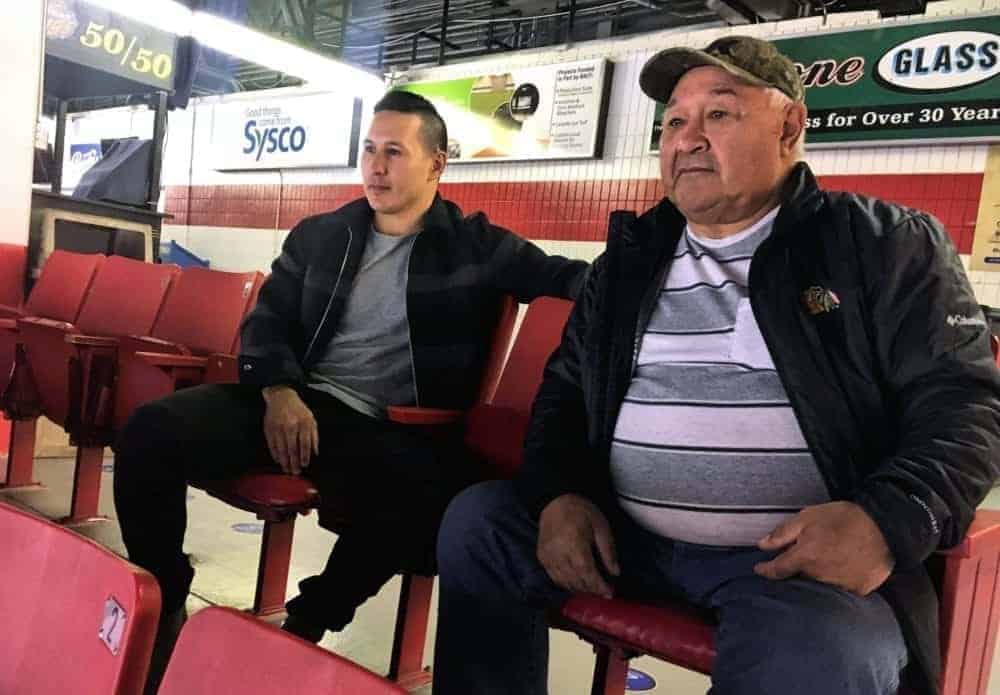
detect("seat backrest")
[75,256,180,337]
[475,295,519,403]
[492,297,574,411]
[23,250,104,323]
[158,607,407,695]
[0,502,160,695]
[0,242,27,308]
[152,268,264,355]
[465,297,574,478]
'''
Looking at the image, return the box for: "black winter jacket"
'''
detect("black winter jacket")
[516,163,1000,694]
[239,195,588,409]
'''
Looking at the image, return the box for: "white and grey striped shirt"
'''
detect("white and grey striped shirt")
[609,207,829,547]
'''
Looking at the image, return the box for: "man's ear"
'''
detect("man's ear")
[781,101,807,155]
[429,150,447,182]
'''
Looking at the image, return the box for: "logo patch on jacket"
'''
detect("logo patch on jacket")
[801,286,840,315]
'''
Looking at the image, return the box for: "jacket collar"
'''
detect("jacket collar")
[628,161,824,248]
[421,193,460,234]
[337,192,458,236]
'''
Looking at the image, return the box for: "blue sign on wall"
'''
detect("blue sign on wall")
[626,668,657,691]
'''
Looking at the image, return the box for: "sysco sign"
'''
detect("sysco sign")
[212,94,360,171]
[243,121,308,161]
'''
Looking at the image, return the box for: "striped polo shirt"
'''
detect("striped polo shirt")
[609,207,829,547]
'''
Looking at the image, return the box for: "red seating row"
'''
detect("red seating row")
[0,501,405,694]
[0,249,263,524]
[4,245,996,693]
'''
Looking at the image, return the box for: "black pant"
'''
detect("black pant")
[112,383,470,626]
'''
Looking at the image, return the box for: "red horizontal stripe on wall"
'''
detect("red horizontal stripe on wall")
[164,172,983,254]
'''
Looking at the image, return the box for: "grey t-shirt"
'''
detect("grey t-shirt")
[307,227,418,418]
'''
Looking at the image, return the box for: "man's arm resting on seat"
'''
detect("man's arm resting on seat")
[489,223,590,301]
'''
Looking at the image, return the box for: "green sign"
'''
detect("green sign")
[400,59,612,163]
[650,15,1000,150]
[45,0,177,92]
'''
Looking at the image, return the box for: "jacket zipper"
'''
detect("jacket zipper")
[403,234,420,406]
[748,242,837,498]
[303,225,354,364]
[629,260,672,377]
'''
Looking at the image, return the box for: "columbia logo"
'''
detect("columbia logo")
[946,314,986,327]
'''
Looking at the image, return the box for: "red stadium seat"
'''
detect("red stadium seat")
[4,256,179,522]
[376,296,572,687]
[108,267,263,431]
[0,242,27,310]
[552,510,1000,695]
[0,501,160,695]
[0,251,104,490]
[158,607,406,695]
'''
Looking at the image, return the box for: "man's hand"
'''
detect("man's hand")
[537,494,620,598]
[262,386,319,476]
[754,501,894,596]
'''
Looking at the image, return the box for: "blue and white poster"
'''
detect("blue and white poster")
[210,93,360,171]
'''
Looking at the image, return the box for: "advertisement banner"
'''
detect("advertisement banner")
[45,0,178,92]
[971,145,1000,272]
[650,15,1000,151]
[210,94,361,171]
[400,58,613,163]
[64,143,103,188]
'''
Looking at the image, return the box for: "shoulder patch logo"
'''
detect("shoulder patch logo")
[946,314,987,328]
[801,286,841,315]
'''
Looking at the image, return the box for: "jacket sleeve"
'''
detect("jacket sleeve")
[238,225,309,387]
[515,257,606,518]
[488,223,589,301]
[852,211,1000,570]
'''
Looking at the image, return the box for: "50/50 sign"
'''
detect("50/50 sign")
[44,1,177,91]
[78,21,173,83]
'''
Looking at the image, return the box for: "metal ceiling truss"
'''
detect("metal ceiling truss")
[211,0,926,96]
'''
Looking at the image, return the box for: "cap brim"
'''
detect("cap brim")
[639,47,770,104]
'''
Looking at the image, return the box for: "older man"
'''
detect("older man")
[432,36,1000,695]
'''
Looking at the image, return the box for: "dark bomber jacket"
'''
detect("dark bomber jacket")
[238,195,588,409]
[516,163,1000,695]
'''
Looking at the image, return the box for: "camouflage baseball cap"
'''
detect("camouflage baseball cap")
[639,35,804,104]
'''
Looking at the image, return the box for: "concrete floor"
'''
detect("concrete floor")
[3,456,1000,694]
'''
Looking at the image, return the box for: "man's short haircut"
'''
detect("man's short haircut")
[373,90,448,154]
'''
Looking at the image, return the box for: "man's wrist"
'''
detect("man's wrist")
[262,384,296,404]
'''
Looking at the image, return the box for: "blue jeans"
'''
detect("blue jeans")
[433,481,907,695]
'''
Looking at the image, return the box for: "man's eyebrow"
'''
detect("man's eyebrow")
[665,86,740,109]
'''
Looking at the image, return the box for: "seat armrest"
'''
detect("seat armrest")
[125,335,188,353]
[0,304,23,320]
[387,405,465,425]
[205,353,239,384]
[937,509,1000,559]
[135,352,208,369]
[17,316,74,332]
[66,334,120,348]
[0,318,17,332]
[387,406,464,425]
